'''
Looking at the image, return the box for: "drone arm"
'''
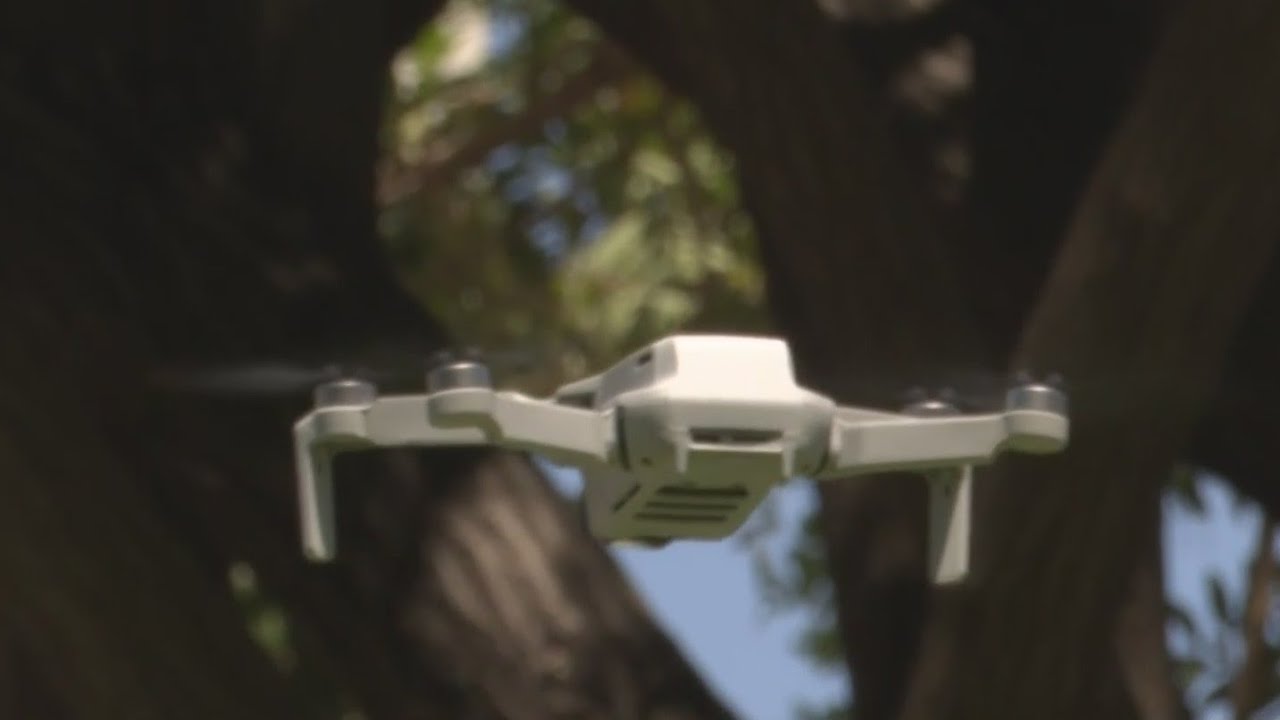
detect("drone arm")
[816,405,1066,584]
[295,391,615,561]
[364,396,489,445]
[295,396,490,561]
[812,413,998,585]
[487,392,615,466]
[815,412,1010,479]
[815,405,1067,479]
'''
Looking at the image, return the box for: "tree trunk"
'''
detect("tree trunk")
[0,3,734,718]
[569,2,1280,720]
[900,1,1280,713]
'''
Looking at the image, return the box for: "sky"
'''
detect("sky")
[545,463,1263,720]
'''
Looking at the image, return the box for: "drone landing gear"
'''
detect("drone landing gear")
[927,467,972,585]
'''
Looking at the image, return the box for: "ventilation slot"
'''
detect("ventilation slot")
[632,485,751,525]
[645,501,739,512]
[655,485,748,500]
[635,512,727,524]
[689,428,782,445]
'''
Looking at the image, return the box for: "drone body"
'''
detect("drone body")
[292,334,1069,584]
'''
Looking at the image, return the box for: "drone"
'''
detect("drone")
[292,334,1069,584]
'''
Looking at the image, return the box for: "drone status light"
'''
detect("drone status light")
[291,334,1069,584]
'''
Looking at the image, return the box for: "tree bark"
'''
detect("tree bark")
[1230,517,1277,720]
[569,2,1280,720]
[566,0,986,397]
[899,0,1280,715]
[816,4,1170,715]
[0,2,734,718]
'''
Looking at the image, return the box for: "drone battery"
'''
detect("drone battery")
[581,461,774,544]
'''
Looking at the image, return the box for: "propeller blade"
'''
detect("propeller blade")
[150,341,547,398]
[151,363,345,396]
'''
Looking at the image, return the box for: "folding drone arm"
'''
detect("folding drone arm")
[295,385,615,561]
[814,399,1068,479]
[813,398,1068,583]
[293,396,490,562]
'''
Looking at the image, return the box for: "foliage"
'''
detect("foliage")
[227,562,360,718]
[378,0,766,395]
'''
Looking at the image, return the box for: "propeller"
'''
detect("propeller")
[803,358,1142,424]
[894,368,1069,412]
[151,344,545,398]
[806,364,1064,413]
[151,362,398,397]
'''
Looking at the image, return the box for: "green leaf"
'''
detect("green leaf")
[646,286,699,327]
[564,210,647,276]
[1207,575,1232,623]
[796,625,845,669]
[1169,464,1205,514]
[1171,657,1204,689]
[1166,600,1198,638]
[411,23,450,76]
[632,147,681,185]
[1205,680,1231,705]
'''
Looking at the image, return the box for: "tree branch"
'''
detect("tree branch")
[1232,517,1278,720]
[836,0,971,81]
[378,46,634,205]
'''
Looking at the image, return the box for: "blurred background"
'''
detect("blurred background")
[4,0,1280,719]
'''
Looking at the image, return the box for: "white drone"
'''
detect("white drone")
[292,334,1069,584]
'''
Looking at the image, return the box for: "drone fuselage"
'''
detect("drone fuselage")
[564,336,835,545]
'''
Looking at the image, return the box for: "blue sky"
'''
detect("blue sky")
[544,464,1262,720]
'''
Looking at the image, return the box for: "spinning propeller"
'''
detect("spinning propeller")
[152,346,541,397]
